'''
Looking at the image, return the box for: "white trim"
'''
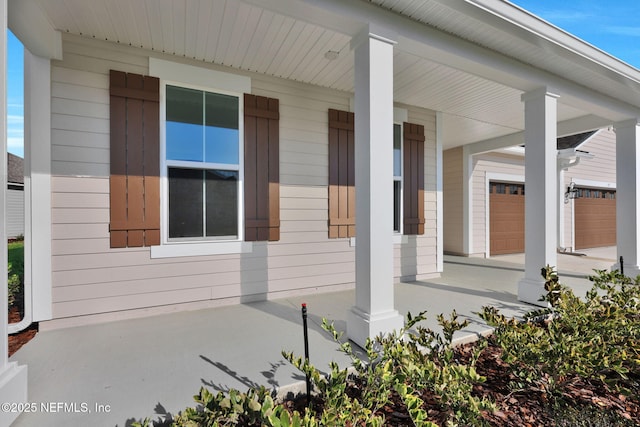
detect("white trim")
[1,1,28,420]
[484,173,525,258]
[571,178,616,190]
[151,241,253,258]
[462,146,472,254]
[24,50,52,323]
[150,58,250,94]
[436,112,443,272]
[153,59,250,256]
[393,107,406,234]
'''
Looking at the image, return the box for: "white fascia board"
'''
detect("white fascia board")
[440,0,640,85]
[8,0,62,60]
[465,115,612,156]
[557,115,612,137]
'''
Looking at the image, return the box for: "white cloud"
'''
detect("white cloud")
[7,114,24,125]
[542,10,594,23]
[7,136,24,157]
[605,26,640,37]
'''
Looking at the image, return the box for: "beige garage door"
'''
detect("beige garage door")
[490,182,525,255]
[574,188,616,250]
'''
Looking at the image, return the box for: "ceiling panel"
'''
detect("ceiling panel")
[29,0,606,148]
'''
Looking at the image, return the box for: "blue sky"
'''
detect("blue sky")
[4,3,640,158]
[7,30,23,157]
[510,0,640,68]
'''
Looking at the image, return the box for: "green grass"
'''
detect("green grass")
[8,241,24,280]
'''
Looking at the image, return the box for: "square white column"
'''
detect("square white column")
[615,119,640,277]
[0,0,29,424]
[347,25,403,347]
[518,89,559,306]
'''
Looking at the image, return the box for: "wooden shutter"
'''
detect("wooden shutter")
[109,70,160,248]
[403,122,425,235]
[244,94,280,241]
[328,109,356,238]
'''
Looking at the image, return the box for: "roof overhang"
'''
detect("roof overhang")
[7,0,640,149]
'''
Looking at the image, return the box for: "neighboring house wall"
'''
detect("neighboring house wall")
[562,129,616,250]
[446,129,616,257]
[472,152,524,256]
[7,188,24,239]
[47,34,438,326]
[443,147,463,254]
[7,153,24,239]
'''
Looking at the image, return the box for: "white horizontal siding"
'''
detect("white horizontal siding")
[48,34,439,324]
[7,189,24,239]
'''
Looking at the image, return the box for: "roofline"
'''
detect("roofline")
[469,0,640,84]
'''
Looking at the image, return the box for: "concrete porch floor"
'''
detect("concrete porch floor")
[9,248,616,427]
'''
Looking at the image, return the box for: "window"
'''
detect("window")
[109,60,280,256]
[164,85,241,241]
[393,123,402,233]
[327,108,425,238]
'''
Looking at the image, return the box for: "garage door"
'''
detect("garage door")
[574,188,616,250]
[490,182,525,255]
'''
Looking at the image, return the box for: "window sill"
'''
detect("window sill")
[150,241,253,258]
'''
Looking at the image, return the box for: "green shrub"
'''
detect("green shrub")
[133,311,494,427]
[7,262,20,308]
[480,266,640,395]
[284,311,494,427]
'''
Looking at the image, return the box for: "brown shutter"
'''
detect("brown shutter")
[109,70,160,248]
[244,94,280,241]
[403,122,425,235]
[328,109,356,238]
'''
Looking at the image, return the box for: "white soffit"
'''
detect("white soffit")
[16,0,640,147]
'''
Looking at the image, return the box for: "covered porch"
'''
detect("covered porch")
[2,0,640,424]
[9,249,614,426]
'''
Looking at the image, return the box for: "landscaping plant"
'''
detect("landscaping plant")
[480,266,640,397]
[131,266,640,426]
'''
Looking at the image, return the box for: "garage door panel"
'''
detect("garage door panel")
[490,183,524,255]
[574,189,616,250]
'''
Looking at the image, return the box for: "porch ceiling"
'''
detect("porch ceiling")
[14,0,640,149]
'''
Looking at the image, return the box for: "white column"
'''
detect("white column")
[347,25,403,347]
[614,119,640,277]
[518,88,558,306]
[0,0,29,423]
[25,50,52,322]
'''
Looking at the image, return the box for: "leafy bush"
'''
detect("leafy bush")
[134,311,494,427]
[480,266,640,395]
[7,262,20,308]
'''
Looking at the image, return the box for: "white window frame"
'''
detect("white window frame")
[149,58,252,258]
[394,107,408,235]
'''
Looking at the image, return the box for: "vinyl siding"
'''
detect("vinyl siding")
[563,129,616,250]
[465,129,615,256]
[7,188,24,239]
[472,153,524,256]
[48,34,439,324]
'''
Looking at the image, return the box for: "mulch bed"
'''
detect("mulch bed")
[8,292,38,357]
[286,337,640,426]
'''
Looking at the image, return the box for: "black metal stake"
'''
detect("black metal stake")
[620,256,624,276]
[301,303,311,406]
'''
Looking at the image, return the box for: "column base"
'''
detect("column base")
[347,306,404,349]
[611,262,640,278]
[0,362,28,426]
[517,278,550,307]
